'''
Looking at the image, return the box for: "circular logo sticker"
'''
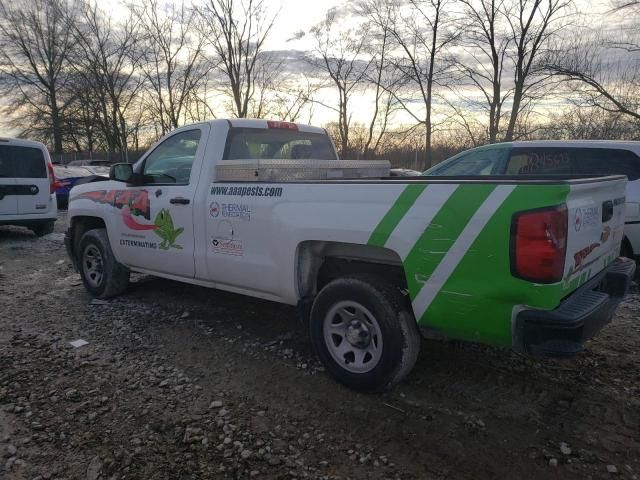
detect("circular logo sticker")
[209,201,220,218]
[574,208,583,232]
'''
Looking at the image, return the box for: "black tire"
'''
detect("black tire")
[309,275,421,392]
[31,221,55,237]
[621,236,633,260]
[78,228,129,298]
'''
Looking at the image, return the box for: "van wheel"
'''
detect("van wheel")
[78,228,129,298]
[309,275,421,392]
[31,221,55,237]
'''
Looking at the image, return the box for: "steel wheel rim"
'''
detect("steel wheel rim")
[323,300,383,374]
[82,244,104,288]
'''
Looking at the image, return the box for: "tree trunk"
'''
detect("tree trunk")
[504,79,523,141]
[50,91,63,154]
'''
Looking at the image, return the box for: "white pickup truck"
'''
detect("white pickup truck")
[65,119,635,391]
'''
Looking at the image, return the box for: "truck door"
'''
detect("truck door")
[109,126,209,278]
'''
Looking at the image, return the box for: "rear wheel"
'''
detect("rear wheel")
[31,221,55,237]
[78,228,129,298]
[309,275,421,392]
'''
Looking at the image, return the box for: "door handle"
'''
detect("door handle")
[169,197,190,205]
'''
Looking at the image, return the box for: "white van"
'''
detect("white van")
[0,138,57,236]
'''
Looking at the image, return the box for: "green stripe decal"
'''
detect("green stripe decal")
[419,183,570,346]
[368,184,427,247]
[403,184,497,300]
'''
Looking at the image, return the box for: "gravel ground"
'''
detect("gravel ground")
[1,211,639,480]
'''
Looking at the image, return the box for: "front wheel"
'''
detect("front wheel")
[309,275,421,392]
[78,228,129,298]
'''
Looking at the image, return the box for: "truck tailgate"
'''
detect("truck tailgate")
[563,176,627,289]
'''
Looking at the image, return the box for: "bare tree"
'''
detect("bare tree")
[247,59,319,122]
[356,0,402,159]
[383,0,459,167]
[135,0,212,135]
[308,10,373,157]
[547,41,640,121]
[0,0,74,153]
[545,2,640,122]
[502,0,573,141]
[69,1,146,159]
[197,0,278,118]
[540,105,640,140]
[453,0,510,143]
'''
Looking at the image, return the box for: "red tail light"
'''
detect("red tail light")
[47,162,57,193]
[267,120,298,131]
[511,206,568,283]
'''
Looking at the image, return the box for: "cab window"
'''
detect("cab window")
[223,128,337,161]
[142,129,201,184]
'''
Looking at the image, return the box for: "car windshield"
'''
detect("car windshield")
[53,166,94,179]
[424,146,509,176]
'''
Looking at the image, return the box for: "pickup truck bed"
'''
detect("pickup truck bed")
[65,119,635,391]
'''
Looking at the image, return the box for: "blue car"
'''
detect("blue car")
[53,165,96,208]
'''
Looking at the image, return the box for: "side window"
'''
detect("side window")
[506,149,571,175]
[142,129,201,184]
[572,148,640,180]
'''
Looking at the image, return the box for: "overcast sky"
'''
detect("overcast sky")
[245,0,631,126]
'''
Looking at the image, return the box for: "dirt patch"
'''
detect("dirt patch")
[1,214,639,479]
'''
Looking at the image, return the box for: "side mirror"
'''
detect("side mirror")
[109,163,133,183]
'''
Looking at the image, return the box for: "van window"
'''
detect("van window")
[223,128,337,161]
[0,145,47,178]
[507,147,640,180]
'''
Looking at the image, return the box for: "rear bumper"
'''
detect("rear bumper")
[514,257,636,356]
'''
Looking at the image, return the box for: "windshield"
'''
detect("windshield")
[223,127,337,161]
[53,166,94,179]
[424,146,510,176]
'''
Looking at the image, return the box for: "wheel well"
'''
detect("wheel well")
[297,241,407,300]
[71,216,107,261]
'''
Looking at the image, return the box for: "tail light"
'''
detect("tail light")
[511,206,568,283]
[47,162,57,193]
[267,120,298,131]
